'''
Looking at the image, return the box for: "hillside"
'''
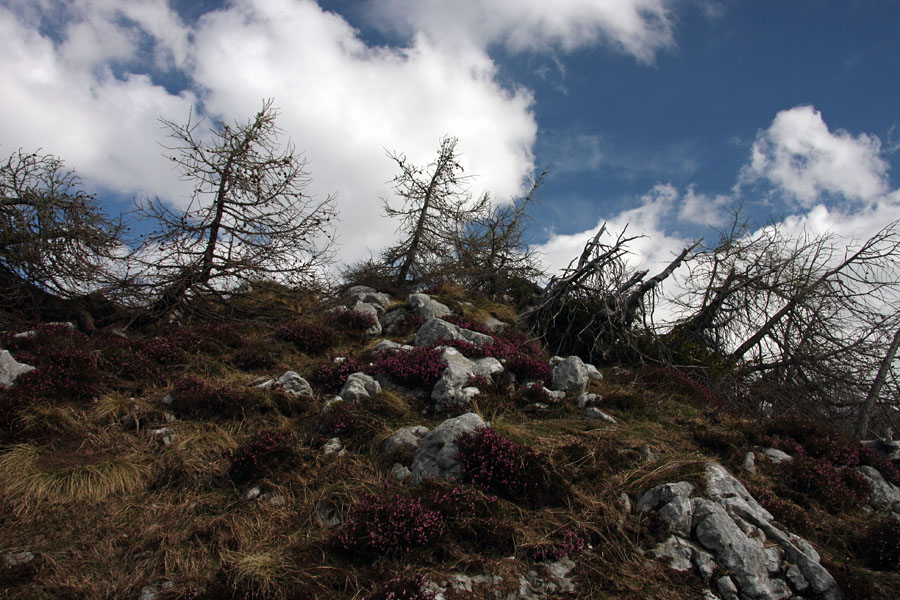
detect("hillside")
[1,283,899,600]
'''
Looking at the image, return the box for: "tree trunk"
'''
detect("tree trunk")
[853,325,900,439]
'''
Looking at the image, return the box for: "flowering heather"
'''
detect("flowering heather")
[399,313,425,333]
[2,324,102,399]
[226,430,295,483]
[171,375,253,417]
[780,455,872,513]
[503,353,551,383]
[310,358,366,394]
[142,331,193,366]
[454,427,563,506]
[528,529,588,562]
[334,490,443,554]
[319,401,356,435]
[274,321,336,354]
[327,309,377,331]
[231,341,277,371]
[858,518,900,571]
[373,347,446,389]
[365,575,436,600]
[746,484,813,534]
[440,338,485,358]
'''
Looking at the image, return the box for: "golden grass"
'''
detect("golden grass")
[220,548,299,600]
[0,443,151,507]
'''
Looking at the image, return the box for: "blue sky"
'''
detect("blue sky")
[2,0,899,276]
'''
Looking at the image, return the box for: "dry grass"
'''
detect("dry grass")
[1,287,897,599]
[0,442,151,508]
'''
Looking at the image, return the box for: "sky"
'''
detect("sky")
[1,0,899,280]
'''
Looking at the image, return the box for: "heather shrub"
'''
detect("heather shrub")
[440,338,485,358]
[503,353,551,383]
[858,445,900,486]
[454,427,568,507]
[365,575,436,600]
[856,518,900,571]
[780,455,871,512]
[142,330,194,366]
[398,312,425,334]
[746,484,813,534]
[327,309,377,333]
[373,347,446,389]
[231,340,277,371]
[274,321,335,354]
[319,401,356,435]
[1,323,103,400]
[334,489,443,555]
[527,528,588,562]
[93,333,158,383]
[187,323,246,351]
[171,375,255,418]
[226,430,295,484]
[310,358,366,394]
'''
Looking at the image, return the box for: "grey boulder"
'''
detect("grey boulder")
[410,412,486,485]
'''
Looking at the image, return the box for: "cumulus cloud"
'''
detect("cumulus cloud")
[536,183,691,279]
[369,0,676,61]
[0,0,538,262]
[739,105,890,206]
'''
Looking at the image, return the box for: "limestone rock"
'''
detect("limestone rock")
[858,465,900,511]
[0,349,35,388]
[636,482,695,513]
[382,425,430,457]
[410,412,486,485]
[585,407,617,423]
[550,356,589,394]
[277,371,313,397]
[344,285,391,311]
[408,293,451,320]
[339,372,381,403]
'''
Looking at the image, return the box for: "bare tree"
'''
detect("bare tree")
[382,136,489,287]
[673,215,900,426]
[0,149,123,311]
[453,169,547,298]
[523,224,697,362]
[134,99,337,317]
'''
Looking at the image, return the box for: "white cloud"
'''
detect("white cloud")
[0,3,197,200]
[369,0,676,62]
[740,105,890,206]
[0,0,538,263]
[678,184,731,227]
[536,183,690,279]
[189,0,537,260]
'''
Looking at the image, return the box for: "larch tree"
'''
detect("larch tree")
[382,136,489,287]
[134,99,337,317]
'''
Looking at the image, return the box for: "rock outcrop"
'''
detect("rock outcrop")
[638,462,842,600]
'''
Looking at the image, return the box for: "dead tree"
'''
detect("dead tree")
[523,224,698,363]
[133,99,337,318]
[382,136,489,287]
[0,149,125,327]
[675,215,900,420]
[453,168,547,297]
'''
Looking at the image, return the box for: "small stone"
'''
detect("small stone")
[278,371,313,397]
[243,486,262,502]
[2,551,35,569]
[161,393,175,405]
[267,495,286,507]
[391,463,411,482]
[584,363,603,380]
[382,425,430,457]
[527,402,549,410]
[740,451,757,474]
[585,407,617,423]
[716,575,739,600]
[757,446,793,464]
[322,437,345,456]
[576,392,598,408]
[640,444,659,462]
